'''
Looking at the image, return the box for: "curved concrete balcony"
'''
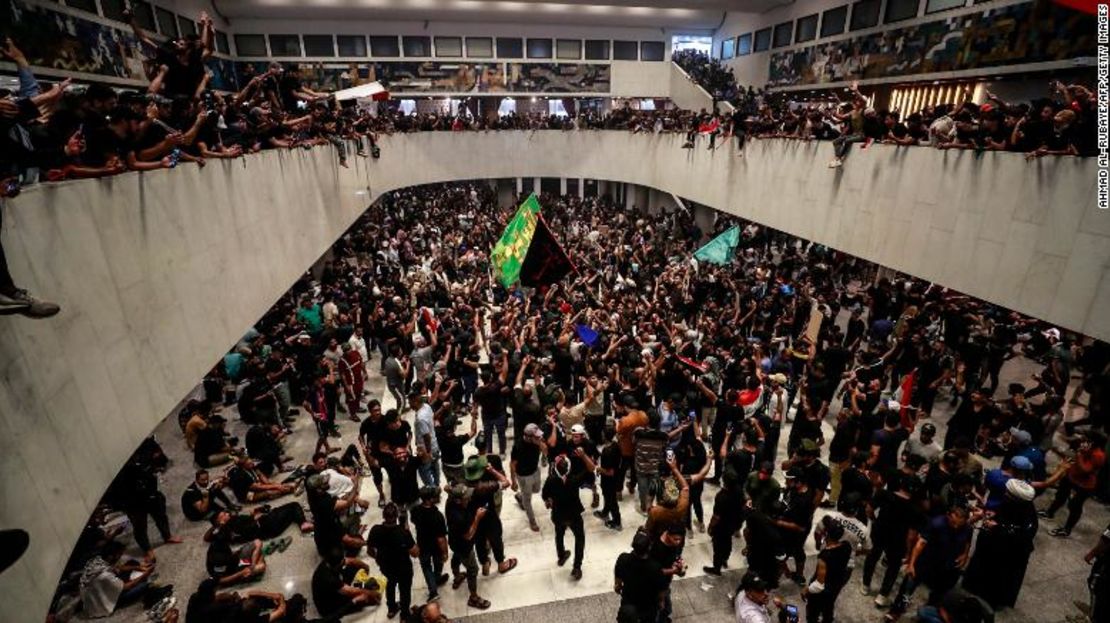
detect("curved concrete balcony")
[0,130,1104,621]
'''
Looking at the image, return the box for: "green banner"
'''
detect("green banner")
[693,226,740,265]
[490,194,542,287]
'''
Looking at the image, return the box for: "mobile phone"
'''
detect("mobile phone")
[666,448,675,462]
[784,604,799,623]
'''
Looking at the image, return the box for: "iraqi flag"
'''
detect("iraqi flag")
[519,214,577,288]
[699,118,721,134]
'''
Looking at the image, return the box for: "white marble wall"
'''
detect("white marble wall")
[0,131,1104,621]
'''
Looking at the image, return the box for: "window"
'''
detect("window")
[337,35,367,57]
[527,39,553,58]
[926,0,966,12]
[130,1,156,30]
[304,35,336,57]
[155,7,178,38]
[613,40,638,60]
[557,39,582,60]
[584,40,610,60]
[850,0,882,30]
[64,0,98,13]
[466,37,493,57]
[177,17,197,37]
[370,36,400,57]
[721,38,735,60]
[737,33,753,56]
[269,35,302,57]
[100,0,128,21]
[234,34,268,57]
[772,22,793,48]
[402,36,431,57]
[821,5,849,36]
[215,31,231,55]
[433,37,462,57]
[753,28,772,52]
[795,14,819,42]
[640,41,665,61]
[885,0,920,22]
[496,38,523,58]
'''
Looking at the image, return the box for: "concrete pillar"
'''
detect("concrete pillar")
[497,179,515,209]
[516,177,523,195]
[692,202,716,238]
[578,178,585,199]
[560,177,568,195]
[534,177,541,196]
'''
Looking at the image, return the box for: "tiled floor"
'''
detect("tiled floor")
[98,352,1106,623]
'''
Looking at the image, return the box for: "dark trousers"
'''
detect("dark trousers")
[127,493,172,552]
[419,549,444,597]
[685,482,704,529]
[711,532,733,569]
[805,580,847,623]
[257,502,307,539]
[599,476,621,525]
[554,514,586,570]
[0,207,15,295]
[1047,479,1092,532]
[475,519,506,565]
[862,541,906,596]
[384,565,413,615]
[482,415,507,455]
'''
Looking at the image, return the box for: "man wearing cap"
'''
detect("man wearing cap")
[510,422,546,532]
[733,570,786,623]
[902,423,942,469]
[777,467,817,585]
[463,455,517,575]
[443,484,490,610]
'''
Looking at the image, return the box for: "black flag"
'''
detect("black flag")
[519,214,575,287]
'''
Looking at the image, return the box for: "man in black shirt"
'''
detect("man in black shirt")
[311,547,379,618]
[367,503,418,620]
[703,473,745,575]
[542,452,596,580]
[778,468,817,585]
[410,488,449,603]
[614,529,667,623]
[181,469,238,522]
[444,485,490,610]
[594,424,624,530]
[357,400,388,506]
[802,522,852,623]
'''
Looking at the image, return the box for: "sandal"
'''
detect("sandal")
[451,574,466,590]
[498,558,518,574]
[467,596,491,610]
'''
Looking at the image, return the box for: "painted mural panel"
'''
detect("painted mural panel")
[767,0,1096,87]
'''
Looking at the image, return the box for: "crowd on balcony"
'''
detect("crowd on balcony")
[48,182,1110,623]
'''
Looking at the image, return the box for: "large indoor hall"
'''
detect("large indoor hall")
[0,2,1107,623]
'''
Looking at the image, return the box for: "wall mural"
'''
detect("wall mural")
[505,63,610,92]
[0,0,147,82]
[767,0,1096,87]
[233,61,609,94]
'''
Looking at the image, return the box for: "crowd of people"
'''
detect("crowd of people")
[672,49,1097,167]
[48,181,1110,623]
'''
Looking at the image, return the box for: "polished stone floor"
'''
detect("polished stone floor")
[100,350,1106,623]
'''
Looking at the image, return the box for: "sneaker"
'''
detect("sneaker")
[827,158,843,169]
[0,289,60,318]
[436,573,449,586]
[145,596,176,622]
[605,521,622,531]
[557,551,571,567]
[427,593,439,603]
[860,584,873,596]
[702,566,722,576]
[1051,528,1071,538]
[1037,510,1053,519]
[570,567,582,581]
[593,510,607,519]
[874,595,891,608]
[696,519,705,533]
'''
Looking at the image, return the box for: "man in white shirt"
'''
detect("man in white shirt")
[815,495,870,568]
[901,422,942,468]
[734,572,785,623]
[348,326,369,367]
[410,391,441,487]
